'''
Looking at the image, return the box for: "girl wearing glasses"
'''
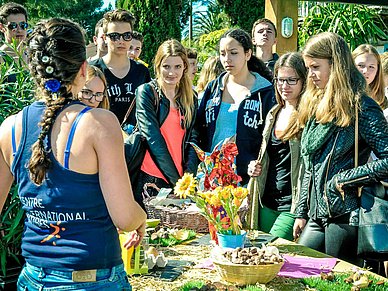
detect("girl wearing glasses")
[78,65,110,109]
[0,2,28,66]
[0,18,146,290]
[134,39,198,210]
[246,52,307,240]
[293,32,388,266]
[196,28,275,187]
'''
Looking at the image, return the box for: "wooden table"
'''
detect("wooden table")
[127,234,387,291]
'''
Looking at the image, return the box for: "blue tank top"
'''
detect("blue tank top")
[11,101,122,271]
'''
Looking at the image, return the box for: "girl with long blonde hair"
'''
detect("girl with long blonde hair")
[352,44,387,110]
[133,39,198,210]
[293,32,388,267]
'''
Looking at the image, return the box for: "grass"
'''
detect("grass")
[175,280,265,291]
[149,229,197,247]
[301,272,387,291]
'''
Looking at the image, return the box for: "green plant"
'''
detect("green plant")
[217,0,264,33]
[0,42,34,275]
[118,0,191,76]
[299,3,388,50]
[199,28,229,52]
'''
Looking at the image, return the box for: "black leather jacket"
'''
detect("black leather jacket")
[135,81,199,186]
[295,95,388,220]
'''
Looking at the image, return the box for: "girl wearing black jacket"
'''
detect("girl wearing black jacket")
[134,39,198,210]
[293,32,388,266]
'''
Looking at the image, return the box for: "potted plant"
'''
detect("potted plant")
[174,138,249,248]
[0,41,33,289]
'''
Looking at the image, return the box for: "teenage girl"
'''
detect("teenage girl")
[247,52,307,240]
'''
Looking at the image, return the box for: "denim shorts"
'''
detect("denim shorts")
[17,262,131,291]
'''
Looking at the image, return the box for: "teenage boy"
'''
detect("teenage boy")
[0,2,28,65]
[88,18,107,62]
[186,47,198,81]
[127,31,148,67]
[252,18,278,73]
[89,9,151,125]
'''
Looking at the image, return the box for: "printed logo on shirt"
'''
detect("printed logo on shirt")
[40,221,65,246]
[242,99,262,129]
[21,197,88,231]
[205,96,263,129]
[107,83,135,101]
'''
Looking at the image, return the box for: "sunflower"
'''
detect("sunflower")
[174,173,197,199]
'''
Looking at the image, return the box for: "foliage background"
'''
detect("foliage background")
[1,0,110,42]
[299,3,388,50]
[117,0,191,75]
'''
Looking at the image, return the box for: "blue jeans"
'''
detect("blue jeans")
[17,262,131,290]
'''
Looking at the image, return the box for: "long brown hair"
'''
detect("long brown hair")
[274,52,307,141]
[196,56,225,93]
[154,39,194,127]
[27,18,86,185]
[352,44,387,110]
[298,32,366,128]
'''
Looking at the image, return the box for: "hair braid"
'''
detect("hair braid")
[27,18,86,185]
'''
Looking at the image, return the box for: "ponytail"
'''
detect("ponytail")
[27,18,86,185]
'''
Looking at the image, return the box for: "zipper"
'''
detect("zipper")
[323,132,340,218]
[341,175,369,186]
[339,175,369,198]
[307,172,312,211]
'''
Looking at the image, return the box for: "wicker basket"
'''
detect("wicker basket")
[143,183,209,233]
[211,247,284,284]
[212,260,284,284]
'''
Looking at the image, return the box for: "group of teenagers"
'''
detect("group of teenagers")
[0,1,388,290]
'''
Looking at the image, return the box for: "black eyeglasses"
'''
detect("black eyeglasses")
[105,32,132,42]
[81,89,105,102]
[5,21,28,31]
[274,77,300,86]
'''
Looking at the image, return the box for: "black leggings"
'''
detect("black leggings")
[298,215,362,267]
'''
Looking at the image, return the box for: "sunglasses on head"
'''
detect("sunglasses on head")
[5,21,28,30]
[105,32,132,42]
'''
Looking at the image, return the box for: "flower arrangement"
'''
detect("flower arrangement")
[174,139,248,235]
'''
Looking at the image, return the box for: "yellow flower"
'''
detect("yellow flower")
[197,191,213,203]
[233,187,248,199]
[174,173,197,199]
[210,195,221,206]
[219,187,231,200]
[233,197,242,207]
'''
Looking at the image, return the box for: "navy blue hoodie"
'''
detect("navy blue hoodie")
[196,71,276,185]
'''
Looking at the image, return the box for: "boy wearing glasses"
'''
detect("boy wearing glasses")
[0,2,28,67]
[252,18,278,73]
[89,9,151,125]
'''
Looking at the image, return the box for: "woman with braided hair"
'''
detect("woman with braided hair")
[0,18,145,290]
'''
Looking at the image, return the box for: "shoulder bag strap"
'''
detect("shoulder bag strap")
[121,82,160,128]
[354,108,363,197]
[121,97,137,127]
[149,82,160,113]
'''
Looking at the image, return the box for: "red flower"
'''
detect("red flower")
[221,217,231,229]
